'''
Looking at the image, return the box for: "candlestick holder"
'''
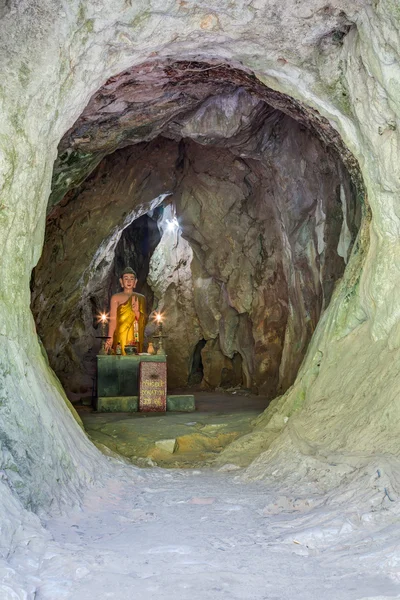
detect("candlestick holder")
[96,336,111,355]
[97,313,110,355]
[152,314,168,355]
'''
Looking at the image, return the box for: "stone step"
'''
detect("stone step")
[97,395,195,413]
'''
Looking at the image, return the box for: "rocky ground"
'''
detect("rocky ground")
[80,390,269,468]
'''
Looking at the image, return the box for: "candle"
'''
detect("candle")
[98,312,109,341]
[153,312,165,355]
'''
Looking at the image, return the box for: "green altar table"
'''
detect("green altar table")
[96,355,195,412]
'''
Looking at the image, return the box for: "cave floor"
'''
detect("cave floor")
[79,390,269,469]
[33,465,400,600]
[43,392,400,599]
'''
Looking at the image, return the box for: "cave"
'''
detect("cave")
[2,1,400,598]
[32,64,361,405]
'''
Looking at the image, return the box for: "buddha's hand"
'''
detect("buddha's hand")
[132,295,140,319]
[104,338,112,351]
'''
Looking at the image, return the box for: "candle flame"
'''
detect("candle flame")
[154,312,163,323]
[99,313,108,323]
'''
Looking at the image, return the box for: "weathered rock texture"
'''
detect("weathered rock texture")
[33,97,359,399]
[51,60,362,209]
[173,135,357,396]
[1,0,400,525]
[31,141,178,400]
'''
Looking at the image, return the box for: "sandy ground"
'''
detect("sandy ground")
[4,460,400,600]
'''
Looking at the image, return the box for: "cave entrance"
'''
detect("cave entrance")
[31,59,363,467]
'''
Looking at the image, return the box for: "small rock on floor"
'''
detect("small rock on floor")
[155,438,178,453]
[218,463,241,472]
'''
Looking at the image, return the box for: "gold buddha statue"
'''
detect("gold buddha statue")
[105,267,146,355]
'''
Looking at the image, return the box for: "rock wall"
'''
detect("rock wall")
[147,204,203,388]
[31,140,178,401]
[171,133,356,395]
[33,107,357,399]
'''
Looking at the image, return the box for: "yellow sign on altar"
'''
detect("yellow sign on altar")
[139,361,167,412]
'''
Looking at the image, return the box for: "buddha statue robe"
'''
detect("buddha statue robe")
[112,293,146,355]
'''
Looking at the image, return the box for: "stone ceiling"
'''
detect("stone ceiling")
[51,59,364,209]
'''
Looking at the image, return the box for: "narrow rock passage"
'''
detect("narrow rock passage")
[28,466,400,599]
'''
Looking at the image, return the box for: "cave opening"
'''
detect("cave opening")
[7,4,400,593]
[189,339,207,387]
[112,210,162,305]
[30,59,363,464]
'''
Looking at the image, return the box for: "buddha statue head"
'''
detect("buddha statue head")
[119,267,137,293]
